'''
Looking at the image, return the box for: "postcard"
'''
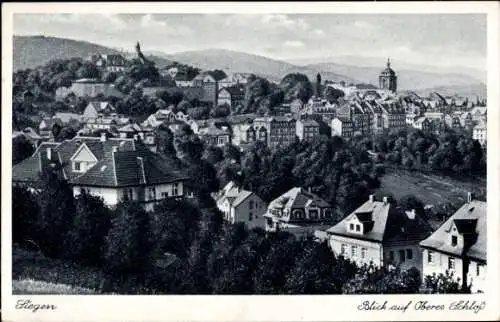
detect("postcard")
[2,2,499,321]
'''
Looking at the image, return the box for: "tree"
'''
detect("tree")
[422,271,465,294]
[279,73,313,103]
[284,241,355,294]
[210,104,231,118]
[324,87,345,102]
[12,185,39,244]
[37,170,76,257]
[150,199,201,259]
[66,191,112,266]
[104,201,152,275]
[343,264,422,294]
[12,136,35,165]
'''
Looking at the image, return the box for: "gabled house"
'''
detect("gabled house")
[326,195,433,272]
[419,195,486,293]
[472,121,487,147]
[413,117,431,132]
[253,116,297,149]
[444,114,462,130]
[71,145,189,211]
[460,112,474,130]
[39,118,63,138]
[117,123,156,151]
[296,119,320,141]
[83,101,115,119]
[331,117,353,138]
[264,187,334,237]
[85,116,118,132]
[13,134,190,211]
[216,181,268,229]
[217,85,245,110]
[143,109,177,128]
[199,125,231,147]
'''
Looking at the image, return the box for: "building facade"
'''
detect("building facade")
[419,195,486,293]
[326,195,433,272]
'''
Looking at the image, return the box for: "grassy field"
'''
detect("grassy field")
[13,279,96,294]
[377,169,486,207]
[12,246,103,294]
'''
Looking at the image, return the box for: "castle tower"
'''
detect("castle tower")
[379,58,397,93]
[316,73,322,98]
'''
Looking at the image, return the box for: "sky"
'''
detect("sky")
[13,13,486,71]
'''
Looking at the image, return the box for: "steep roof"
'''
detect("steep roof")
[420,200,486,262]
[220,84,245,96]
[70,148,188,187]
[12,137,137,183]
[269,187,331,210]
[327,197,433,244]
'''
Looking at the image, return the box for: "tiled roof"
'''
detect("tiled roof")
[12,142,63,183]
[12,137,138,183]
[327,197,433,244]
[269,187,331,210]
[221,85,245,96]
[71,148,188,187]
[420,200,486,261]
[54,113,83,123]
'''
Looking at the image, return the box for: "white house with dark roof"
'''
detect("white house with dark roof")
[325,195,433,272]
[472,120,487,147]
[216,181,268,229]
[296,119,320,142]
[264,187,334,237]
[12,135,189,210]
[419,194,486,293]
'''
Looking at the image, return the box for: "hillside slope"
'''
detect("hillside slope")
[14,35,172,70]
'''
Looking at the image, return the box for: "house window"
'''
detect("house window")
[389,251,394,261]
[249,200,254,210]
[172,184,178,196]
[361,248,367,259]
[351,245,357,257]
[451,235,458,246]
[128,189,133,200]
[355,224,360,232]
[249,212,253,221]
[161,192,169,199]
[407,249,413,260]
[340,244,347,255]
[73,162,81,171]
[349,223,354,231]
[476,263,482,276]
[149,187,156,200]
[427,251,434,263]
[448,257,455,270]
[399,250,406,262]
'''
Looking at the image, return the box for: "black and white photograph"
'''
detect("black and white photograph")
[2,2,499,322]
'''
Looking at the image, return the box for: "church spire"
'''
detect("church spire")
[387,57,391,68]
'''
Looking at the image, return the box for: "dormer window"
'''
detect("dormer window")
[451,235,458,246]
[356,224,360,232]
[350,223,354,231]
[73,161,82,172]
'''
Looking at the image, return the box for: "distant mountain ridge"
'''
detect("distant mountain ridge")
[13,36,486,98]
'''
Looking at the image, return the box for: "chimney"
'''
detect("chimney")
[100,132,107,142]
[369,194,374,203]
[383,196,389,204]
[46,147,52,160]
[467,192,473,203]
